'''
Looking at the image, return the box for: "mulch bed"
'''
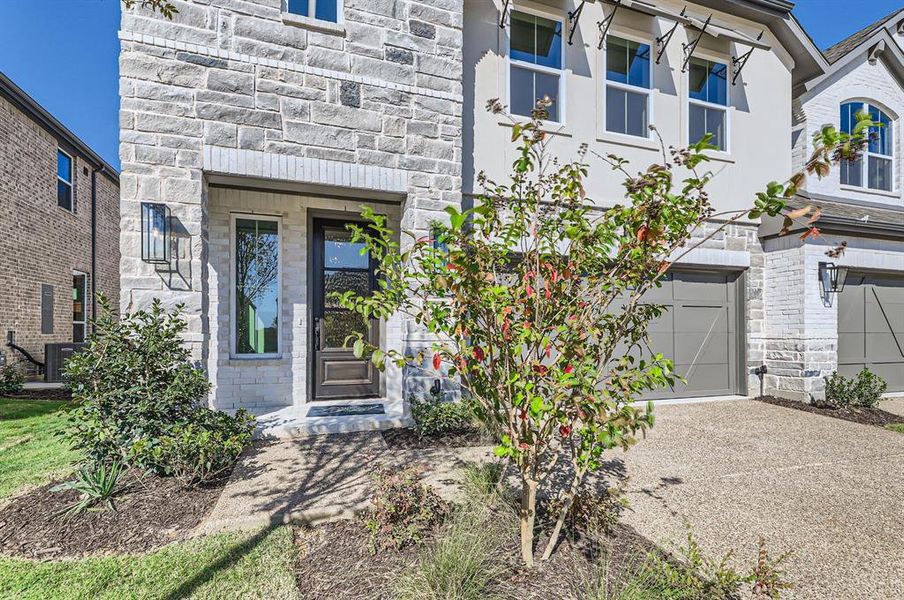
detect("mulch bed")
[381,427,494,450]
[757,395,904,428]
[294,512,658,600]
[6,388,72,401]
[0,472,227,559]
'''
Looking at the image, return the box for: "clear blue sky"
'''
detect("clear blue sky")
[0,0,902,172]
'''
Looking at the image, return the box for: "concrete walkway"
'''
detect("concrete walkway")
[882,397,904,418]
[617,400,904,600]
[198,399,903,598]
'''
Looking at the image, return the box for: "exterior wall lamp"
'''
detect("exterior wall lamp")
[818,261,848,294]
[141,202,171,264]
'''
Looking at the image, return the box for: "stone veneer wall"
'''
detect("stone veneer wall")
[119,0,465,407]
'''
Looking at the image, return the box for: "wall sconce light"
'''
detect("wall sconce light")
[141,202,171,264]
[819,261,848,294]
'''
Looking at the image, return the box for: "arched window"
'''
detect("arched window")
[840,102,894,192]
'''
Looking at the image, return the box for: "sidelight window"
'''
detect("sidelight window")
[233,216,281,356]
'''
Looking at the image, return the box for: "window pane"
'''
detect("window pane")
[606,87,626,134]
[235,218,279,355]
[325,228,368,269]
[314,0,338,22]
[72,274,86,323]
[606,37,629,84]
[287,0,309,16]
[57,151,71,182]
[73,324,85,344]
[510,65,535,117]
[627,41,650,88]
[324,270,370,308]
[322,311,368,349]
[625,90,648,137]
[510,11,562,69]
[689,104,726,150]
[58,181,72,211]
[869,156,893,191]
[840,157,862,187]
[840,102,857,135]
[534,71,560,121]
[689,58,727,105]
[868,105,892,156]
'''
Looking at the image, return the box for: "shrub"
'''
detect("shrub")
[52,460,127,516]
[63,296,255,477]
[822,369,886,409]
[147,409,255,487]
[364,464,449,551]
[750,537,793,599]
[545,482,630,540]
[0,365,24,395]
[410,390,475,438]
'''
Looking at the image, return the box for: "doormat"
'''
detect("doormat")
[307,403,386,418]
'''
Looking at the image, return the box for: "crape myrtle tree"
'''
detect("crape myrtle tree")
[122,0,178,19]
[337,99,873,566]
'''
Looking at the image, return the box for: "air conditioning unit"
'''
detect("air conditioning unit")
[44,343,86,383]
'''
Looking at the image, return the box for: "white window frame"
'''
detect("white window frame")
[284,0,343,24]
[230,213,283,359]
[57,149,74,213]
[72,271,88,343]
[506,4,567,125]
[686,54,731,153]
[840,101,896,193]
[603,32,654,140]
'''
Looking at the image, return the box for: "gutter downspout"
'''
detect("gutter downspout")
[91,166,104,332]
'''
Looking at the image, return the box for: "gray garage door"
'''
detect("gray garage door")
[837,272,904,391]
[643,270,742,399]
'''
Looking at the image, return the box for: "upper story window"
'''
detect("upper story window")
[57,150,73,212]
[287,0,340,23]
[840,102,894,192]
[688,57,729,151]
[509,10,564,123]
[605,35,651,138]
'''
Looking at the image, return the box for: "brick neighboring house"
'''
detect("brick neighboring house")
[117,0,903,433]
[0,72,120,380]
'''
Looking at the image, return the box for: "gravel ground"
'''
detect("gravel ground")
[616,399,904,600]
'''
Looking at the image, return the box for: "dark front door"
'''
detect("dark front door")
[312,219,381,400]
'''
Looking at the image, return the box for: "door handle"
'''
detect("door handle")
[314,317,322,351]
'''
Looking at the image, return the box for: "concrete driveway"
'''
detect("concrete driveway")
[617,399,904,599]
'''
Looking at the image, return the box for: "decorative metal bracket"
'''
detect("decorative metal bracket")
[596,0,622,51]
[655,7,686,64]
[681,14,711,72]
[568,0,589,45]
[499,0,510,29]
[731,30,764,85]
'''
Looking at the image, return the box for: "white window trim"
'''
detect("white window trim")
[283,0,343,23]
[840,101,896,194]
[602,32,654,140]
[230,213,283,360]
[72,271,88,343]
[57,148,74,213]
[506,4,567,126]
[686,54,732,154]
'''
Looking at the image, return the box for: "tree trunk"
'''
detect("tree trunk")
[520,475,538,567]
[540,469,584,561]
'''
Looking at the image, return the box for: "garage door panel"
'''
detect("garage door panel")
[672,363,732,395]
[647,306,675,332]
[838,272,904,393]
[673,332,731,365]
[673,271,731,301]
[837,332,865,363]
[674,305,730,334]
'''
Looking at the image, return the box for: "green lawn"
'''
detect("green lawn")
[886,423,904,434]
[0,526,301,600]
[0,398,79,500]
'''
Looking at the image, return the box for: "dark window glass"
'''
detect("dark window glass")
[322,311,368,349]
[72,273,86,343]
[510,11,562,68]
[689,104,726,150]
[868,105,892,156]
[324,270,370,308]
[235,218,280,355]
[315,0,338,22]
[840,156,863,187]
[606,87,648,136]
[689,58,727,106]
[57,150,73,211]
[869,156,893,191]
[606,36,650,88]
[510,65,560,121]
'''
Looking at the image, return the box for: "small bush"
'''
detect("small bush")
[52,460,127,517]
[147,409,255,487]
[364,464,449,551]
[822,369,886,409]
[410,390,474,438]
[750,537,793,599]
[0,365,25,395]
[546,482,630,539]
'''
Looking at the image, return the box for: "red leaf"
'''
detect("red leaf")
[563,364,574,374]
[799,227,821,241]
[559,425,571,436]
[473,346,485,361]
[432,353,441,370]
